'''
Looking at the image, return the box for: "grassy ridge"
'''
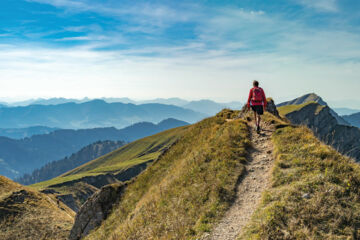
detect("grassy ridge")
[84,110,250,240]
[241,118,360,239]
[278,101,325,116]
[0,176,75,240]
[32,127,187,190]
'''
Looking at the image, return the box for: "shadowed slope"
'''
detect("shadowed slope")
[70,110,250,240]
[31,126,188,211]
[0,176,75,240]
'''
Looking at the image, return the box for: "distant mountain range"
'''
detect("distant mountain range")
[342,112,360,128]
[0,97,242,116]
[0,118,188,179]
[333,107,360,116]
[16,140,125,185]
[0,100,201,129]
[0,126,59,139]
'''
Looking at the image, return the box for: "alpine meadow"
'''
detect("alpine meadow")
[1,0,360,240]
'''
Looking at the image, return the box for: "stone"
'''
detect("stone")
[69,182,127,240]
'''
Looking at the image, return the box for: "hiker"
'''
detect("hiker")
[247,80,267,133]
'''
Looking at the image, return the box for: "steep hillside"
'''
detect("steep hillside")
[0,100,204,129]
[16,140,125,185]
[0,126,59,139]
[32,126,188,211]
[343,112,360,128]
[0,176,75,240]
[0,129,127,179]
[69,110,250,240]
[241,118,360,239]
[278,93,349,126]
[0,118,188,179]
[182,100,242,115]
[278,102,360,162]
[277,93,327,106]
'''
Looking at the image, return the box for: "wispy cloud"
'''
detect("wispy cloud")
[296,0,339,12]
[2,0,360,104]
[27,0,195,32]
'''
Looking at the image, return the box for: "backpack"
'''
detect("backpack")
[252,87,263,102]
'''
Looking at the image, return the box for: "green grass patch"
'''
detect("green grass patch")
[84,109,251,240]
[278,101,324,116]
[240,124,360,239]
[31,126,187,190]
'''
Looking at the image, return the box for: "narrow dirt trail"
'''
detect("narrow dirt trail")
[202,122,275,240]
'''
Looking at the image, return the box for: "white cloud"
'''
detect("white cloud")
[0,36,359,104]
[297,0,338,12]
[4,3,360,105]
[27,0,195,32]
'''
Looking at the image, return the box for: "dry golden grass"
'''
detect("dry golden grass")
[0,176,75,240]
[277,101,325,116]
[32,126,187,191]
[84,109,251,240]
[240,116,360,239]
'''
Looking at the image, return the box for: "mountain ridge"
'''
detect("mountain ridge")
[15,140,125,185]
[32,126,188,212]
[0,176,75,240]
[278,93,350,126]
[278,101,360,162]
[0,118,188,179]
[342,112,360,128]
[0,100,203,129]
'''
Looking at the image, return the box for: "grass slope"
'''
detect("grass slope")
[32,126,187,190]
[84,110,250,240]
[241,115,360,239]
[0,176,75,240]
[278,101,325,116]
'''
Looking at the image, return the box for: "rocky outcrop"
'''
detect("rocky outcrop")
[48,173,119,189]
[42,161,152,212]
[114,161,151,182]
[69,183,127,240]
[266,98,280,117]
[284,103,360,161]
[278,93,350,126]
[278,93,327,107]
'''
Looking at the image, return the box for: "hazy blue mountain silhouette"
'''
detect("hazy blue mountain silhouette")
[343,112,360,128]
[182,100,242,115]
[0,97,243,116]
[334,108,360,116]
[0,126,59,139]
[16,140,125,185]
[0,118,189,179]
[0,100,202,129]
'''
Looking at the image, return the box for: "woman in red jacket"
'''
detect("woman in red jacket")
[247,80,267,133]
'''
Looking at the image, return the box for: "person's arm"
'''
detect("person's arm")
[262,89,267,110]
[247,89,253,109]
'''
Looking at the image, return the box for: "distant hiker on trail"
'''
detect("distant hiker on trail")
[247,80,267,133]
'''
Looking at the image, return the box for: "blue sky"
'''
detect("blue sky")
[0,0,360,107]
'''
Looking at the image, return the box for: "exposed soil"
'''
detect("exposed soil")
[202,122,275,240]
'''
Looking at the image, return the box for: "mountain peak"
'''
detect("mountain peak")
[278,93,327,107]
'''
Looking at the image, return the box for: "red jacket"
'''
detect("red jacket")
[247,87,267,109]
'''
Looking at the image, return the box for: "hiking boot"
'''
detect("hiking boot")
[256,125,260,133]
